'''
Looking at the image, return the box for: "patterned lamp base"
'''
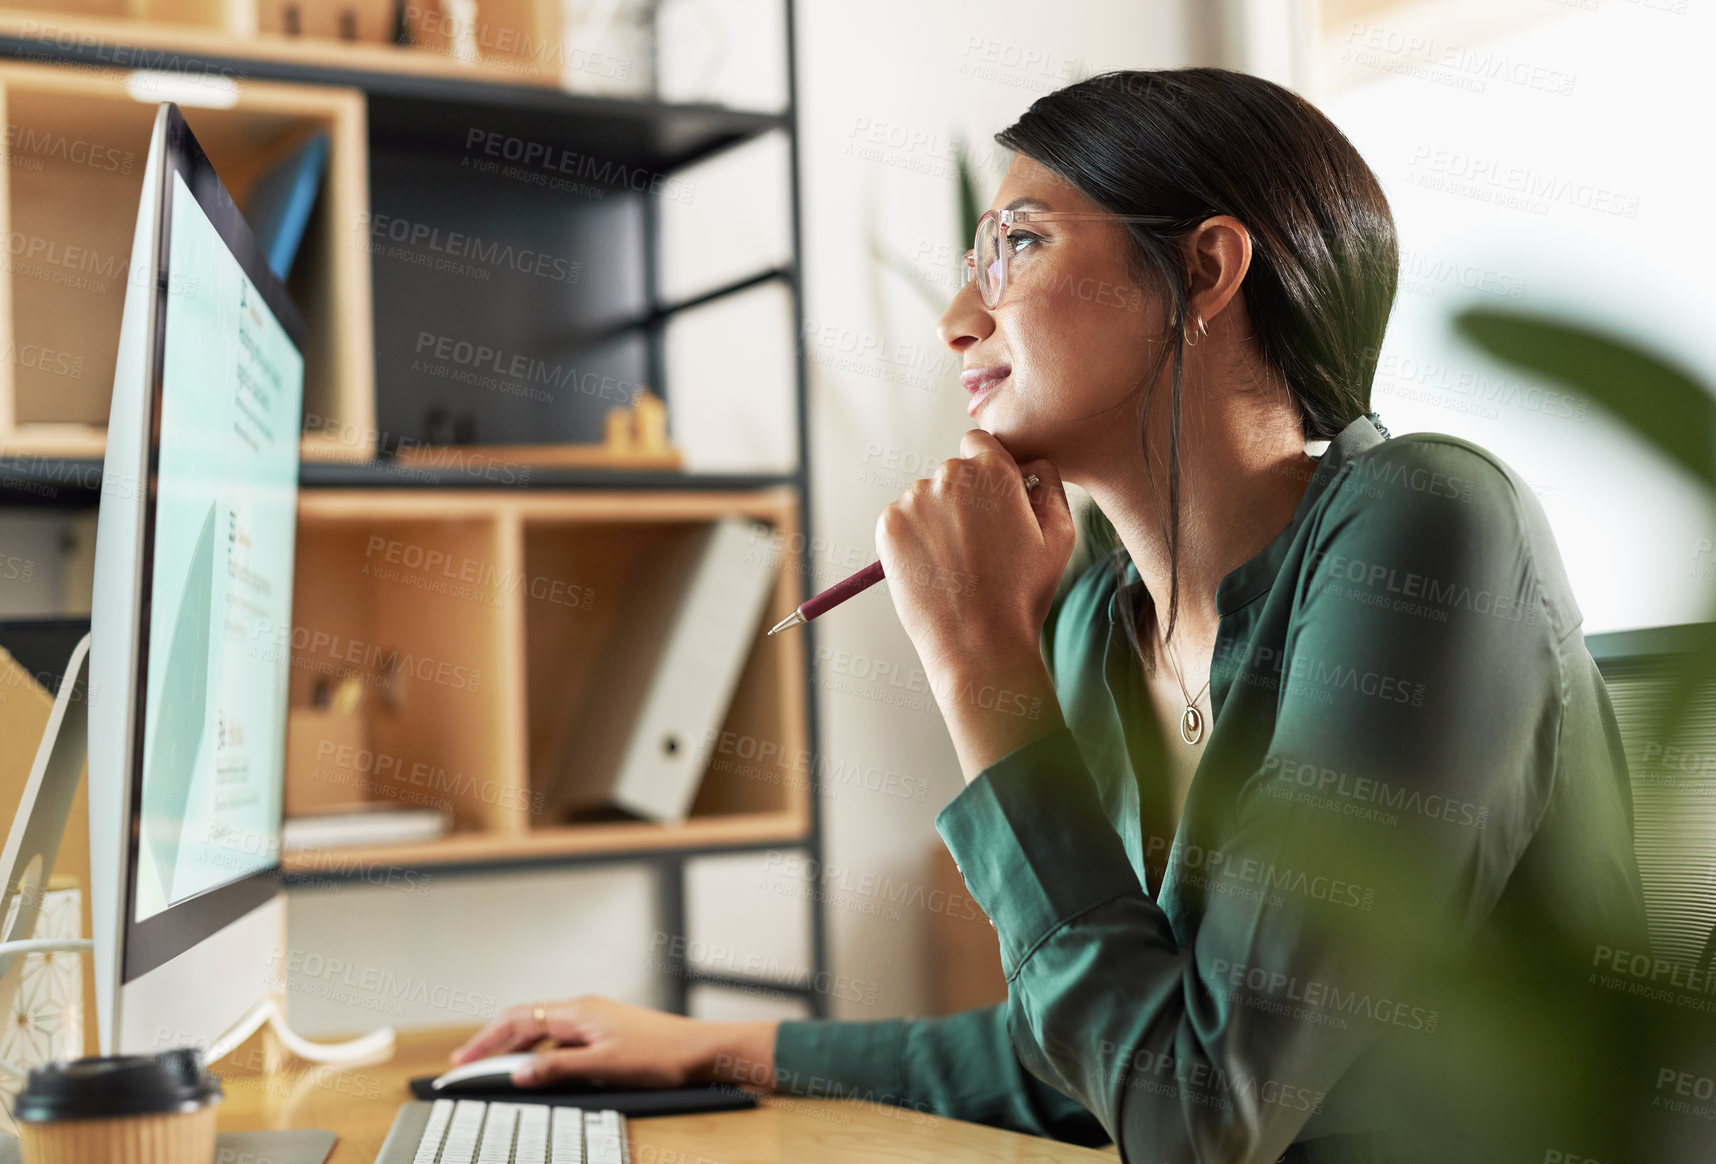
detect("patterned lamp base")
[0,879,83,1137]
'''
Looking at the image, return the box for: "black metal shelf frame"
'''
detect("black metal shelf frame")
[0,460,803,498]
[0,32,786,174]
[569,266,795,352]
[0,0,829,1019]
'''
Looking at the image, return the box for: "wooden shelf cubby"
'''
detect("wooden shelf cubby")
[280,485,811,875]
[0,59,375,461]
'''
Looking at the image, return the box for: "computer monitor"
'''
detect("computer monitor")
[88,102,306,1056]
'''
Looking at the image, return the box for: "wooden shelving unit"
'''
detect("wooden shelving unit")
[280,486,811,872]
[0,0,827,1016]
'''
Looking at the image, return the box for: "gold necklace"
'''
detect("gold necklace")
[1157,623,1213,745]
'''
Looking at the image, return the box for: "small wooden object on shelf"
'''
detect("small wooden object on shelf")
[398,0,560,76]
[395,386,683,470]
[255,0,396,43]
[283,674,369,816]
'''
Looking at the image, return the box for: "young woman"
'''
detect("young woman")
[452,69,1649,1162]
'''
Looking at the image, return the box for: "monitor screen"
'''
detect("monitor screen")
[131,168,304,923]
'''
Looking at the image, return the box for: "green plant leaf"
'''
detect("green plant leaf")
[1453,308,1716,490]
[957,146,982,253]
[866,239,951,315]
[1455,309,1716,764]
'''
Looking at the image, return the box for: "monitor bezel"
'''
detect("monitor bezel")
[122,103,307,984]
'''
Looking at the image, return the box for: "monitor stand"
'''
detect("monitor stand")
[0,633,93,1051]
[0,633,394,1076]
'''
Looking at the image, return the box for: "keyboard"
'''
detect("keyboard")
[374,1098,629,1163]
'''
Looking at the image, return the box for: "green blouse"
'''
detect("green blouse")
[773,414,1650,1162]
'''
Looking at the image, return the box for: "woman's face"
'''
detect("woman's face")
[938,153,1166,473]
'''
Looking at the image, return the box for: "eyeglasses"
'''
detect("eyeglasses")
[963,207,1191,310]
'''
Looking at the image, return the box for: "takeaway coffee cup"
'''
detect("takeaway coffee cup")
[13,1047,222,1164]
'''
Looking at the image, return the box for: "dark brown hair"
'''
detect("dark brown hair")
[995,67,1399,673]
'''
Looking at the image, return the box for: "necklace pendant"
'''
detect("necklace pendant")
[1181,704,1204,746]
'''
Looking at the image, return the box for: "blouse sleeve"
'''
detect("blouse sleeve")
[767,566,1110,1146]
[772,1005,1108,1144]
[935,440,1566,1161]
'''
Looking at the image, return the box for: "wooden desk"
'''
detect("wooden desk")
[216,1026,1116,1163]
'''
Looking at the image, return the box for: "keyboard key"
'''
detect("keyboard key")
[586,1110,627,1164]
[477,1102,519,1163]
[514,1104,549,1164]
[410,1099,455,1164]
[437,1100,489,1164]
[551,1105,585,1164]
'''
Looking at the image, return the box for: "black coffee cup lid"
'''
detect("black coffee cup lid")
[15,1048,222,1123]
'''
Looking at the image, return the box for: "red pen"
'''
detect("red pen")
[766,472,1041,635]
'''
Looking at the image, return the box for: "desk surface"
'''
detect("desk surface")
[217,1026,1116,1163]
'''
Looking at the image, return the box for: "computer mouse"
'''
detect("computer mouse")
[430,1053,539,1092]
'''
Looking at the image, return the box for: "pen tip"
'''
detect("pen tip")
[768,610,807,636]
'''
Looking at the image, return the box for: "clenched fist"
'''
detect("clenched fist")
[874,429,1074,779]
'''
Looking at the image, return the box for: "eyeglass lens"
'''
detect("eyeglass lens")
[975,214,1001,306]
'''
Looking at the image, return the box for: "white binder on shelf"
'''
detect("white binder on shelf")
[551,516,779,824]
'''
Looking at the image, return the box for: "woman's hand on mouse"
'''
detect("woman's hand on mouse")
[450,996,779,1089]
[875,429,1075,779]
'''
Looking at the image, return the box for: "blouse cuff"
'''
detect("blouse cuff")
[934,726,1142,980]
[772,1017,909,1105]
